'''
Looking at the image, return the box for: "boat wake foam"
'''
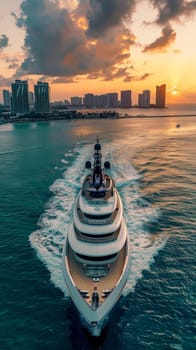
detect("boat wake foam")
[29,143,167,297]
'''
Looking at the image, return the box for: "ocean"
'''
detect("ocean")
[0,108,195,349]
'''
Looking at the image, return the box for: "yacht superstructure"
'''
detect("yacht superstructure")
[62,138,130,336]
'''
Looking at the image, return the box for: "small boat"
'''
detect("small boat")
[62,138,130,336]
[176,123,181,128]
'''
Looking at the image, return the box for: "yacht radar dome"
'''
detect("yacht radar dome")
[104,161,111,169]
[85,161,92,169]
[94,136,101,151]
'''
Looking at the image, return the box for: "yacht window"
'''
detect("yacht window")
[90,191,105,198]
[76,252,117,261]
[80,231,114,239]
[84,213,111,220]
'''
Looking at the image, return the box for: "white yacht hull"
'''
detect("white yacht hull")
[62,139,130,336]
[62,233,130,336]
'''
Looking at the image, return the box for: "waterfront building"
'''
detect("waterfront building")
[96,94,108,108]
[143,90,150,107]
[138,90,151,108]
[34,81,50,113]
[107,93,118,108]
[92,95,99,108]
[120,90,132,108]
[3,89,11,107]
[83,93,94,108]
[71,96,82,106]
[28,91,34,104]
[11,80,29,115]
[156,84,166,108]
[138,93,144,108]
[28,91,34,111]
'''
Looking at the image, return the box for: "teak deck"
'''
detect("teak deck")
[67,244,127,306]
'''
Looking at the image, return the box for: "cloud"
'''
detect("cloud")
[12,0,194,82]
[143,1,196,52]
[52,77,76,84]
[173,49,181,54]
[6,57,20,70]
[0,34,9,49]
[0,75,13,87]
[150,0,196,24]
[86,0,136,38]
[143,24,176,52]
[124,73,152,82]
[12,0,136,81]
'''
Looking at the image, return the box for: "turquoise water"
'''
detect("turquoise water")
[0,116,195,349]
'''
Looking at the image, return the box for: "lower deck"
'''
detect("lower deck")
[66,242,128,307]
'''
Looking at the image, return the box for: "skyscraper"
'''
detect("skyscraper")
[11,80,29,115]
[83,93,94,108]
[138,93,144,107]
[138,90,150,108]
[3,89,11,107]
[156,84,166,108]
[28,91,34,111]
[120,90,132,108]
[107,93,118,108]
[34,81,50,113]
[71,96,82,106]
[143,90,150,107]
[28,91,34,105]
[96,94,108,108]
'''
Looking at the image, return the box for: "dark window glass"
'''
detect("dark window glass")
[84,213,111,220]
[90,191,106,198]
[76,252,117,261]
[80,231,114,239]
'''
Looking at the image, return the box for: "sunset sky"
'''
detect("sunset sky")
[0,0,196,105]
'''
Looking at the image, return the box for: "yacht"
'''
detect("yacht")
[62,138,130,336]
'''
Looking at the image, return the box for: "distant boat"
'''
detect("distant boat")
[62,137,130,336]
[176,123,181,128]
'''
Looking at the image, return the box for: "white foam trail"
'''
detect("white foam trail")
[61,159,69,164]
[113,148,168,295]
[29,142,167,298]
[30,145,92,295]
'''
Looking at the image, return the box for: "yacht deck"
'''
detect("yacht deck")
[66,242,128,306]
[82,174,114,201]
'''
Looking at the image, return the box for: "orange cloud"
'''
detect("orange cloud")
[143,24,176,53]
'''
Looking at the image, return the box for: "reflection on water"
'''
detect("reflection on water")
[0,123,14,132]
[0,115,195,349]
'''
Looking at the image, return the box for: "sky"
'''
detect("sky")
[0,0,196,105]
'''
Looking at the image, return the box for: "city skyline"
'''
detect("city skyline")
[0,1,196,105]
[2,80,166,110]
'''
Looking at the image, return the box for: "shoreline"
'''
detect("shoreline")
[0,112,196,125]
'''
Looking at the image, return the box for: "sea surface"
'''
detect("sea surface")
[0,108,195,349]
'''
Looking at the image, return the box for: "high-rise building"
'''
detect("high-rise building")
[3,89,11,107]
[120,90,132,108]
[28,91,34,105]
[138,90,150,108]
[96,94,108,108]
[34,81,50,113]
[156,84,166,108]
[107,93,118,108]
[28,91,34,111]
[11,80,29,115]
[138,93,144,107]
[83,93,94,108]
[71,96,82,106]
[143,90,150,107]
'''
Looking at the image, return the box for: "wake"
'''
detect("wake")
[29,143,167,297]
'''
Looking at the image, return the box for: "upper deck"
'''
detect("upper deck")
[82,173,114,201]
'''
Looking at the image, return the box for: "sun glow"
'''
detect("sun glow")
[171,89,178,95]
